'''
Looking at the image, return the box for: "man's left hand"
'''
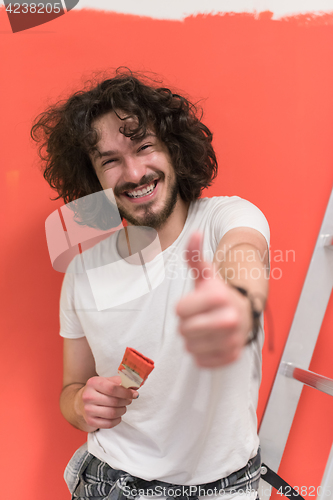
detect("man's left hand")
[176,233,252,368]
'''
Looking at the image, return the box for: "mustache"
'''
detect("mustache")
[115,173,164,196]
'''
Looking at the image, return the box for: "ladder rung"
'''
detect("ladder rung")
[321,234,333,247]
[280,362,333,397]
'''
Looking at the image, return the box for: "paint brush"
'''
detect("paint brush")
[118,347,154,389]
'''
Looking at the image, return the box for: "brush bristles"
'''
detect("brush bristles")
[118,347,154,382]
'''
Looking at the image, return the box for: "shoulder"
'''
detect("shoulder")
[191,195,259,212]
[191,195,268,224]
[193,196,270,248]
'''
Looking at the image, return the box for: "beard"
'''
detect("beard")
[117,173,179,230]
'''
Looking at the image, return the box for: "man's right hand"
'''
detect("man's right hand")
[75,375,139,430]
[60,338,139,432]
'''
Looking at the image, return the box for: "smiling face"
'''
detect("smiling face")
[90,111,181,230]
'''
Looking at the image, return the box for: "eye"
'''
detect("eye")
[138,144,152,152]
[102,158,116,167]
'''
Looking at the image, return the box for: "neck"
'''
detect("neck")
[118,197,190,259]
[153,197,190,251]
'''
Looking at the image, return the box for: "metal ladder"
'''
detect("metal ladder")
[258,188,333,500]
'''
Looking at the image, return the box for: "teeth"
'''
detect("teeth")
[127,182,156,198]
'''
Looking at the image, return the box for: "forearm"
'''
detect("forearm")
[60,382,98,433]
[216,243,269,311]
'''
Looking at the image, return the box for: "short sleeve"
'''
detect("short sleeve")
[209,196,270,248]
[59,271,85,339]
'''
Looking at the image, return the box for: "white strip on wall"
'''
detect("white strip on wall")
[74,0,333,20]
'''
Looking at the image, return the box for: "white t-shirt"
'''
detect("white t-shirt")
[60,196,270,485]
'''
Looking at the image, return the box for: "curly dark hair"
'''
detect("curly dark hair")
[31,69,218,228]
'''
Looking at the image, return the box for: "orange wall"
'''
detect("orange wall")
[1,8,333,500]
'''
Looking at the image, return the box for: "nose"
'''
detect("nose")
[122,155,148,186]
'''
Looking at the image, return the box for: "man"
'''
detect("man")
[32,70,269,500]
